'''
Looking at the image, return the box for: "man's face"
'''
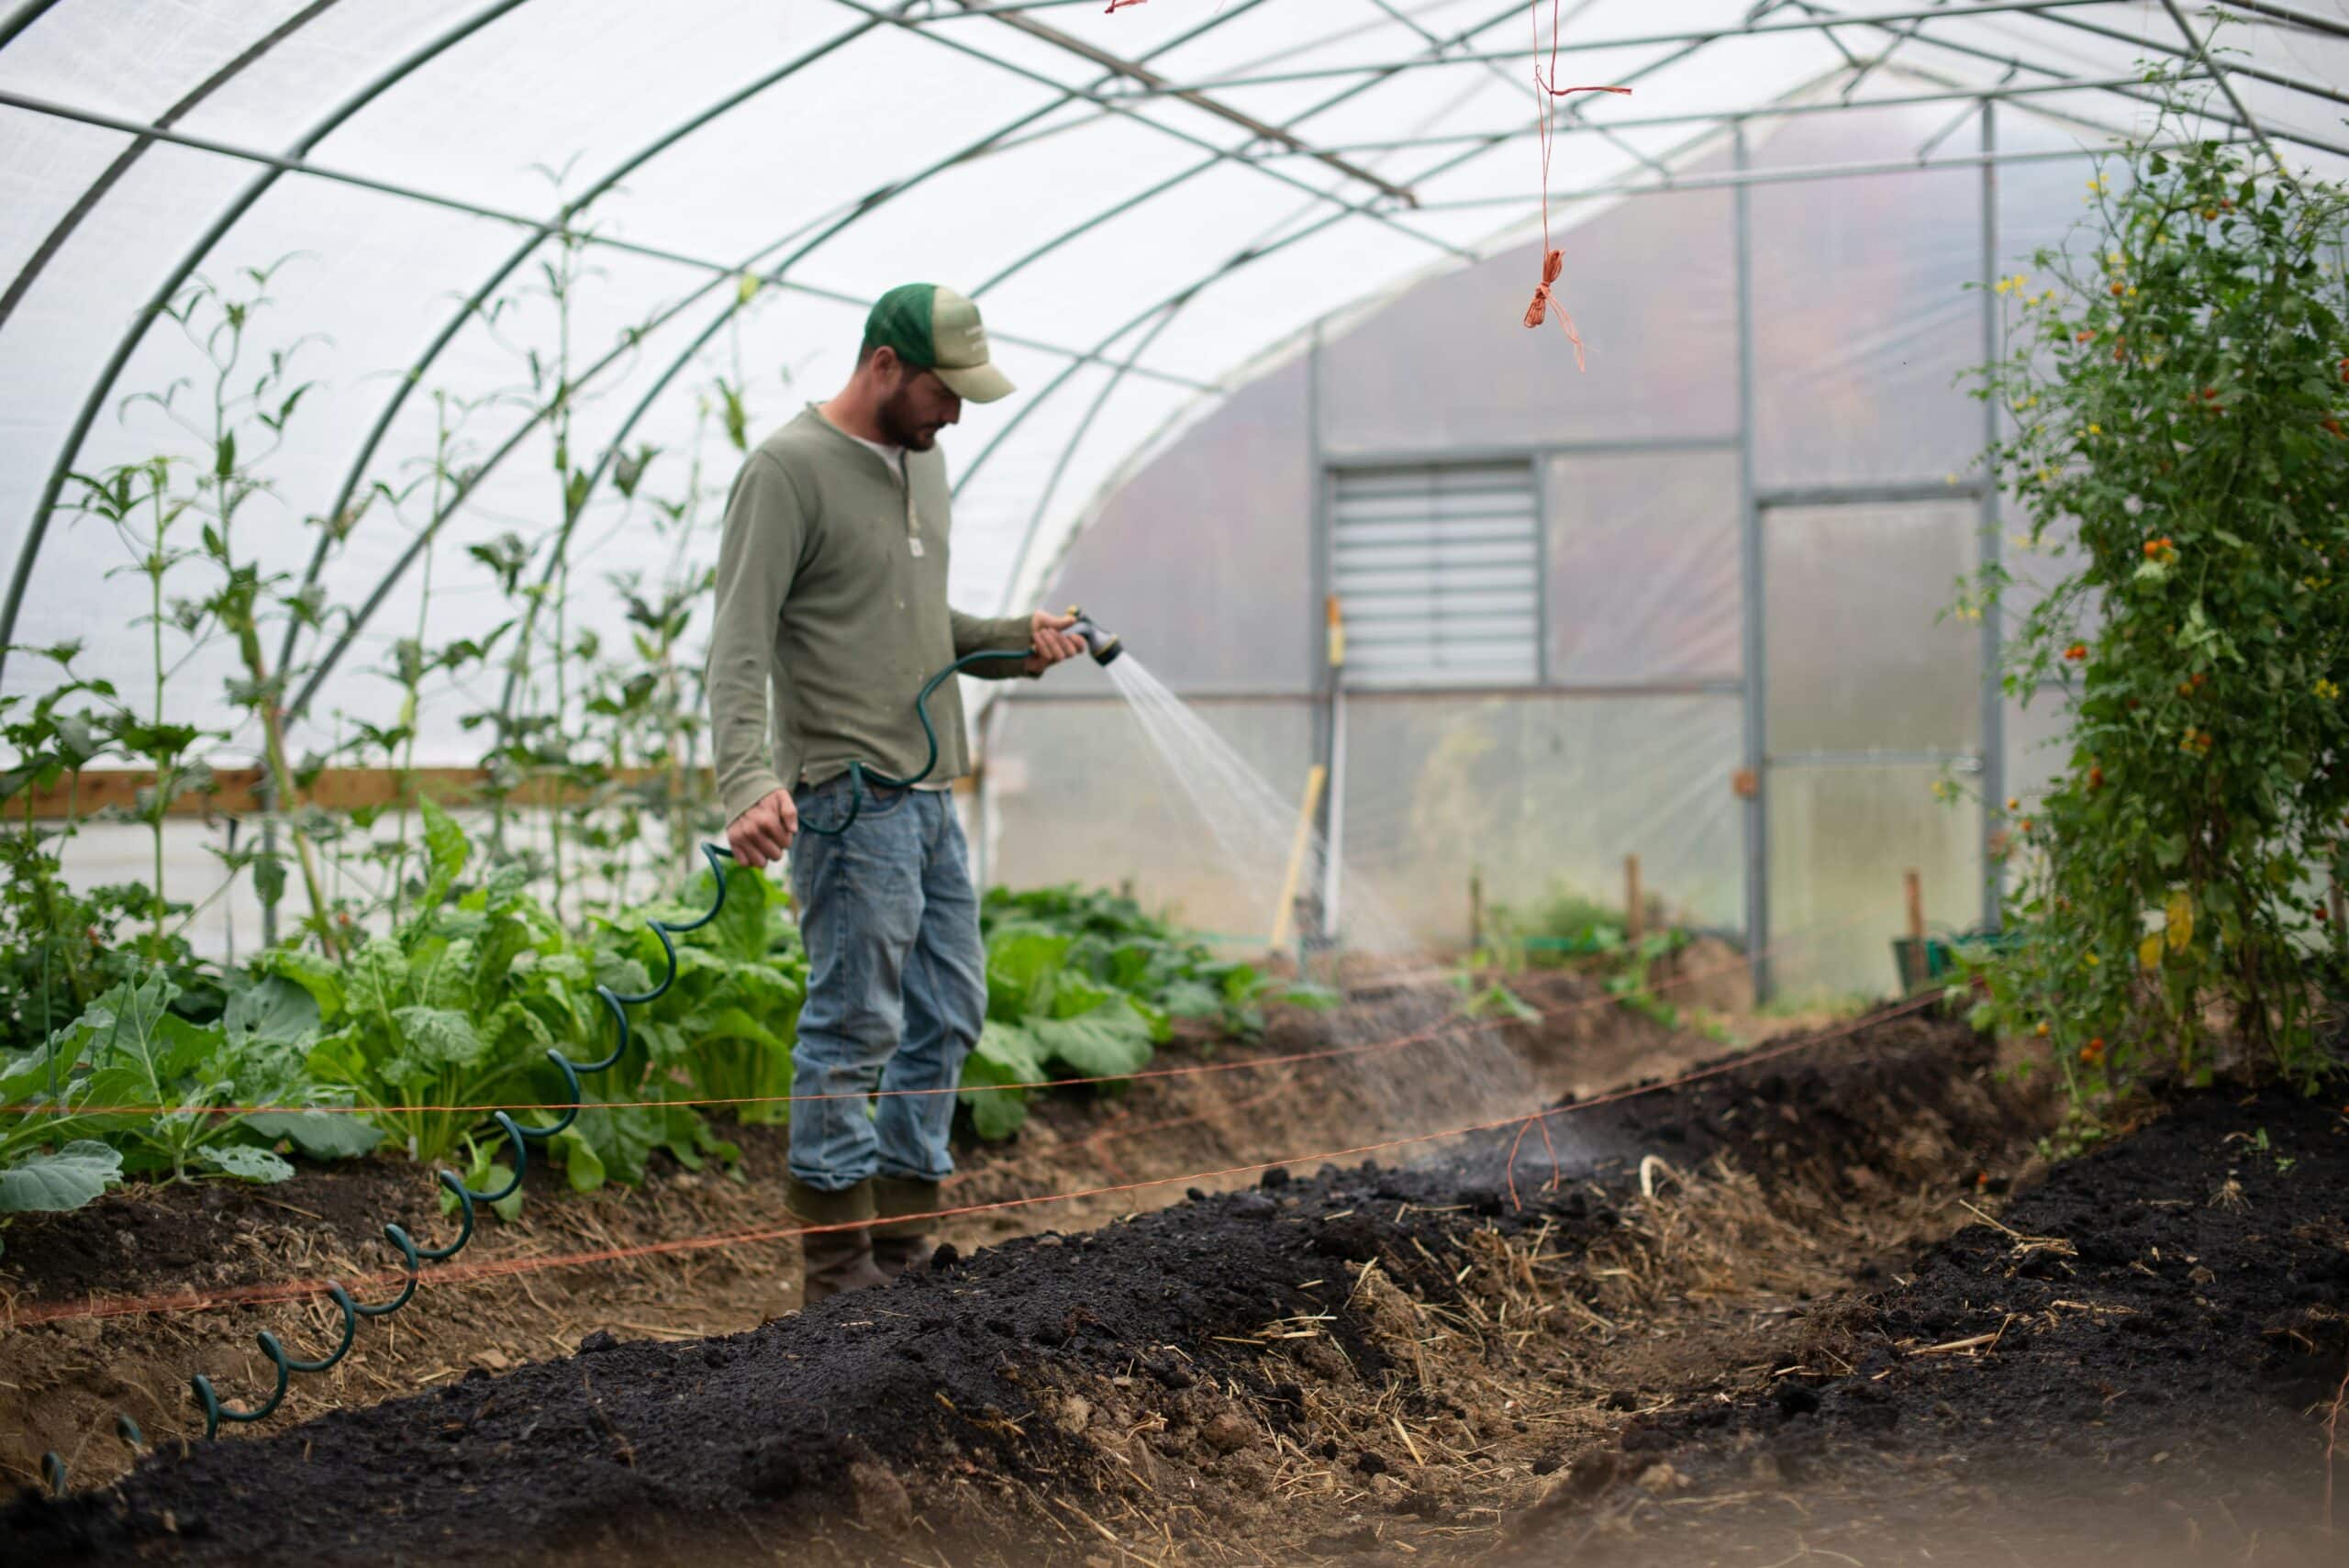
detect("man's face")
[877,360,963,451]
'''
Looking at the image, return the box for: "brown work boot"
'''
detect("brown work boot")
[871,1174,941,1279]
[788,1178,889,1307]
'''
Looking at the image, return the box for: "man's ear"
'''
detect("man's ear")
[867,344,901,379]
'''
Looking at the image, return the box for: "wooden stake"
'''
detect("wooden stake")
[1624,855,1643,947]
[1904,868,1926,990]
[1269,764,1329,950]
[1469,869,1484,955]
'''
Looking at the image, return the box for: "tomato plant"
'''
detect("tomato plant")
[1965,117,2348,1104]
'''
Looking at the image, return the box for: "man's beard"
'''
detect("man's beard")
[877,384,939,450]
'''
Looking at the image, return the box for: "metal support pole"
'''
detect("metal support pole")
[1320,678,1348,945]
[1733,124,1770,1004]
[1305,317,1334,962]
[1977,100,2007,932]
[1307,317,1331,794]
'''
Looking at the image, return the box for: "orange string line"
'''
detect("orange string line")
[1525,0,1630,362]
[3,991,1946,1330]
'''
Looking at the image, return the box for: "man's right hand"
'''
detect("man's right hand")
[727,788,798,869]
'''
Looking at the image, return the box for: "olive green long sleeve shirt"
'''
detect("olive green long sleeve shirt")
[707,406,1035,824]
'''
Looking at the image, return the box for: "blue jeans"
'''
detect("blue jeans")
[785,773,987,1192]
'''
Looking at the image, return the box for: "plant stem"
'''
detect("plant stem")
[148,475,169,952]
[208,297,336,960]
[547,232,579,929]
[24,789,85,1012]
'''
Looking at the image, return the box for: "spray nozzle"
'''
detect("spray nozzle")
[1063,605,1123,666]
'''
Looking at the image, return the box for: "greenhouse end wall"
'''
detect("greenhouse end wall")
[990,95,2108,1003]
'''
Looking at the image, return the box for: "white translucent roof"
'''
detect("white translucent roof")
[2,0,2343,762]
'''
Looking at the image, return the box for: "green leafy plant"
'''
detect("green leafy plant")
[0,1040,123,1224]
[1960,103,2349,1106]
[981,884,1303,1035]
[567,859,796,1188]
[3,971,377,1212]
[1604,930,1701,1032]
[963,891,1178,1138]
[291,799,739,1199]
[959,885,1330,1138]
[0,644,232,1056]
[1484,882,1697,1031]
[1450,965,1540,1023]
[0,646,123,1052]
[300,799,595,1166]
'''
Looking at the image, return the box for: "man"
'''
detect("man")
[707,283,1085,1305]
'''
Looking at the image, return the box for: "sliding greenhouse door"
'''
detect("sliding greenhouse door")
[1761,499,1984,1001]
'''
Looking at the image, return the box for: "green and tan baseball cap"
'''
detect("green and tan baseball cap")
[863,283,1015,404]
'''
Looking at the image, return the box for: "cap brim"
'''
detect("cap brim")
[934,361,1015,404]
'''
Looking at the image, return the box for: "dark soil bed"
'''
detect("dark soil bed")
[2,1006,2035,1565]
[0,966,1731,1494]
[1509,1085,2349,1568]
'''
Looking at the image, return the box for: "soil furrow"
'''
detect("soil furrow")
[1510,1087,2349,1567]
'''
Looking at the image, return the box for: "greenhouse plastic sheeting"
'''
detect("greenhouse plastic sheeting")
[1319,183,1742,453]
[1763,500,1983,755]
[984,695,1315,941]
[1334,693,1745,950]
[1751,116,1984,490]
[1546,449,1742,687]
[5,0,2344,775]
[1035,357,1319,697]
[1767,760,1984,1000]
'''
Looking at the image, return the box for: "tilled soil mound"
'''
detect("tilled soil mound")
[0,967,1722,1491]
[1510,1086,2349,1568]
[3,1006,2028,1566]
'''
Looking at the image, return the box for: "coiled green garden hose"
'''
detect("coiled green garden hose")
[41,842,739,1494]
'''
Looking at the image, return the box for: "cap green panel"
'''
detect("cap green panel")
[864,283,941,368]
[863,281,1014,403]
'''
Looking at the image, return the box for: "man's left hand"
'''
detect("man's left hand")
[1026,609,1085,676]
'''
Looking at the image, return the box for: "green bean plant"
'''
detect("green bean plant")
[64,460,215,947]
[350,388,515,923]
[568,384,736,910]
[456,527,538,864]
[127,267,353,953]
[468,170,625,923]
